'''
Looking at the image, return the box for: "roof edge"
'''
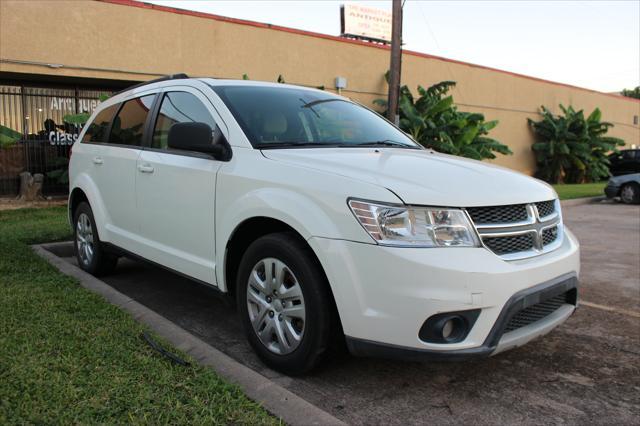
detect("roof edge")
[97,0,640,104]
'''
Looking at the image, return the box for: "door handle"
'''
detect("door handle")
[92,157,103,165]
[137,164,154,174]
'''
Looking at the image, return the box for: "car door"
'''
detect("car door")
[609,153,623,176]
[135,88,224,285]
[88,95,155,247]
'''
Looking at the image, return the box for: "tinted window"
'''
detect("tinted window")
[110,95,155,146]
[152,92,216,149]
[81,104,119,143]
[621,150,636,160]
[211,85,418,149]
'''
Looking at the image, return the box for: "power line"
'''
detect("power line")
[415,2,467,103]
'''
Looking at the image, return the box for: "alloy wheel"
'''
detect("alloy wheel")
[620,185,637,204]
[246,257,306,355]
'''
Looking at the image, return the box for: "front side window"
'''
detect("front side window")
[152,92,217,149]
[82,104,119,143]
[211,85,419,149]
[110,95,155,146]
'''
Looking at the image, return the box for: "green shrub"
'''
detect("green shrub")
[375,80,511,160]
[621,86,640,100]
[0,124,22,147]
[528,105,624,184]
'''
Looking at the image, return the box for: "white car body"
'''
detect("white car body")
[69,78,579,365]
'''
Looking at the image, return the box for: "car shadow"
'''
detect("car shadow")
[58,250,639,425]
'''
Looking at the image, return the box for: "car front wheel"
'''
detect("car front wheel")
[236,232,337,375]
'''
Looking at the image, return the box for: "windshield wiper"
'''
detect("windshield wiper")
[256,141,343,149]
[301,98,347,108]
[256,140,420,150]
[347,140,420,149]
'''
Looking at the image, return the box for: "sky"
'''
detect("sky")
[146,0,640,93]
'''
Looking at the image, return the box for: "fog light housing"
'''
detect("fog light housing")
[419,310,481,344]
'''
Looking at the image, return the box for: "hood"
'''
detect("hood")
[262,148,556,207]
[610,173,640,184]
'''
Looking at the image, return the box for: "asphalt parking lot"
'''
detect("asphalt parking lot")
[60,201,639,425]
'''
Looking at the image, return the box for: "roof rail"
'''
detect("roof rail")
[112,73,190,96]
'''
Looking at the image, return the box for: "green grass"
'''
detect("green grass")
[0,206,278,424]
[553,182,606,200]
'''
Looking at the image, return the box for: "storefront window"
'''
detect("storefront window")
[0,84,112,146]
[0,85,24,146]
[0,83,113,196]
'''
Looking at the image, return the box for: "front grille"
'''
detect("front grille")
[504,292,570,333]
[467,204,528,225]
[542,226,558,246]
[467,199,561,260]
[535,200,556,218]
[483,233,534,255]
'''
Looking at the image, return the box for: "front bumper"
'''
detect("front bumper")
[308,228,580,358]
[345,274,577,361]
[605,184,620,199]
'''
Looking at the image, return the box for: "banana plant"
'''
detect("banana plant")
[0,124,22,147]
[375,78,511,160]
[529,105,624,183]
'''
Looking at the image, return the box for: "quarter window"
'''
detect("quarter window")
[152,92,216,149]
[81,104,119,143]
[110,95,155,146]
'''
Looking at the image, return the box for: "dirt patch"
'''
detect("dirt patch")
[0,197,67,211]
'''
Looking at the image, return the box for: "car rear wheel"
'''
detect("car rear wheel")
[236,232,337,375]
[620,183,640,204]
[73,202,118,276]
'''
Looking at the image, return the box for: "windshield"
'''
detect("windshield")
[211,85,420,149]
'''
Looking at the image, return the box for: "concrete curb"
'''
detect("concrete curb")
[32,242,346,426]
[560,196,606,208]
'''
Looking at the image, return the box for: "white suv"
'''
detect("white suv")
[69,76,580,375]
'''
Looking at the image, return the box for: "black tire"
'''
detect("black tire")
[620,183,640,204]
[73,202,118,276]
[236,232,338,375]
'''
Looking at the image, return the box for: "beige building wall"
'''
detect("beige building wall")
[2,0,639,174]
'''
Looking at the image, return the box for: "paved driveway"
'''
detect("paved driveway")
[62,202,640,425]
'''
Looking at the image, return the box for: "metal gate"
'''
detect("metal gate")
[0,84,112,197]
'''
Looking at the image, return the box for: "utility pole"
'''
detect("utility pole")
[387,0,403,125]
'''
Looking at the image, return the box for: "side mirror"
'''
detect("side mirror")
[167,122,232,161]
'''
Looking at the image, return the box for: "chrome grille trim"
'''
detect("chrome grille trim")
[466,199,563,261]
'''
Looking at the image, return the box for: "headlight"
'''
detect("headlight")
[348,199,480,247]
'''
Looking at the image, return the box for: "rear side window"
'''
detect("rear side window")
[152,92,216,149]
[110,95,155,146]
[81,104,119,143]
[621,150,637,160]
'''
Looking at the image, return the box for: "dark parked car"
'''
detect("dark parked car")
[609,149,640,176]
[605,173,640,204]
